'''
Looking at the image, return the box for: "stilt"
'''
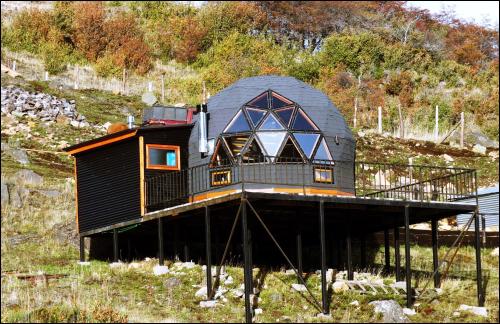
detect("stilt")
[404,206,412,308]
[127,236,132,261]
[474,211,484,306]
[241,199,253,323]
[394,225,401,281]
[338,239,343,269]
[431,218,440,288]
[360,236,366,269]
[113,229,119,263]
[184,241,189,262]
[346,227,353,280]
[319,201,329,314]
[384,229,390,273]
[205,206,212,299]
[296,230,303,284]
[174,223,179,260]
[79,236,85,262]
[158,218,164,266]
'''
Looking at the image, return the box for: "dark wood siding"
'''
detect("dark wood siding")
[141,127,192,211]
[76,138,140,232]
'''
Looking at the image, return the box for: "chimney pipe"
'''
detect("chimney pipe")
[198,82,208,153]
[127,115,135,129]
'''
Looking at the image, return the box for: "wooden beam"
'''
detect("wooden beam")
[66,131,137,155]
[139,136,145,216]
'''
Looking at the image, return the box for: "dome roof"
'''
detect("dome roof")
[207,75,353,141]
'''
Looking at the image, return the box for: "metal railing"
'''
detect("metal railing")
[145,157,477,211]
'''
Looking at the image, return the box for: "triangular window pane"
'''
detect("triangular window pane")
[224,110,251,133]
[242,137,266,163]
[247,92,269,109]
[275,106,295,127]
[294,133,320,158]
[246,107,266,127]
[210,139,231,167]
[259,113,284,130]
[224,135,250,157]
[271,92,293,109]
[277,136,303,163]
[256,132,287,158]
[292,109,318,131]
[313,138,333,161]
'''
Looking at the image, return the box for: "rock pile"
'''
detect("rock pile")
[1,86,89,128]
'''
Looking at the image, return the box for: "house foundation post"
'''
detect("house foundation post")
[404,206,412,308]
[241,198,253,323]
[394,225,401,281]
[431,218,440,288]
[319,200,329,314]
[158,218,164,266]
[205,206,212,299]
[113,229,119,263]
[384,229,390,273]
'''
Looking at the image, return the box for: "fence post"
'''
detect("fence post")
[398,103,404,138]
[74,65,79,90]
[434,105,439,143]
[460,111,464,148]
[122,68,126,95]
[378,106,382,134]
[12,60,16,72]
[148,81,153,92]
[44,71,49,81]
[161,74,165,103]
[353,97,358,128]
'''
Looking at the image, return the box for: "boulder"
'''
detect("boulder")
[9,149,29,165]
[332,281,349,294]
[458,304,487,317]
[15,169,43,185]
[472,144,487,155]
[8,186,23,208]
[153,265,170,276]
[291,283,308,292]
[195,286,207,298]
[369,300,409,323]
[164,277,182,289]
[1,182,9,206]
[491,247,499,257]
[199,300,217,308]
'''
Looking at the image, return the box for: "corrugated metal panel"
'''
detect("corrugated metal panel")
[456,185,499,229]
[76,138,140,232]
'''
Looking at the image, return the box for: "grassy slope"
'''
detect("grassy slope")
[1,77,499,323]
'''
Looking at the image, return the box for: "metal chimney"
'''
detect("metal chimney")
[127,115,135,129]
[198,82,208,153]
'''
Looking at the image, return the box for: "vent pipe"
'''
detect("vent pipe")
[127,115,135,129]
[198,82,208,153]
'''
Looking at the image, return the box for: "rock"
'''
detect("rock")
[78,261,90,266]
[8,186,23,208]
[37,190,61,198]
[316,313,332,320]
[70,120,80,128]
[392,281,407,290]
[469,131,499,149]
[153,265,170,276]
[442,154,454,162]
[350,300,359,306]
[1,182,9,206]
[195,286,207,298]
[458,304,488,317]
[254,308,263,315]
[402,308,416,316]
[472,144,487,155]
[332,281,349,294]
[199,300,217,308]
[1,142,10,152]
[128,262,140,269]
[491,247,499,257]
[291,283,307,292]
[232,288,244,298]
[164,277,182,289]
[9,149,29,165]
[369,300,409,323]
[224,276,234,285]
[452,311,461,317]
[284,269,295,276]
[15,169,43,185]
[109,262,124,268]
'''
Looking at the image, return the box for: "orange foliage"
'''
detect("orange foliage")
[72,2,107,62]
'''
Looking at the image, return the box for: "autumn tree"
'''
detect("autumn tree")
[72,2,107,62]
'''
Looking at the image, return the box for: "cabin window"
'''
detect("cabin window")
[211,170,231,186]
[146,144,180,170]
[314,167,334,184]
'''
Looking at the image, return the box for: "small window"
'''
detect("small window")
[211,170,231,186]
[314,167,334,184]
[146,144,180,170]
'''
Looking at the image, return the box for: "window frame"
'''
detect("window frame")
[145,144,181,171]
[313,167,334,184]
[211,169,232,186]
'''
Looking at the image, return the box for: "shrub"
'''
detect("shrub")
[2,9,52,53]
[95,54,122,78]
[40,41,71,74]
[72,2,107,62]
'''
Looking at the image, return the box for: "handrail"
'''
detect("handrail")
[144,157,478,211]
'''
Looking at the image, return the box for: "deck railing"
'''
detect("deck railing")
[145,157,477,211]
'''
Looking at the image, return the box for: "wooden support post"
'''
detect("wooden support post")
[184,242,189,262]
[394,226,401,281]
[378,106,382,134]
[360,236,366,269]
[346,226,353,281]
[296,231,303,283]
[338,239,343,269]
[474,211,484,306]
[405,206,413,308]
[319,201,329,314]
[434,105,439,143]
[79,236,85,262]
[174,223,179,260]
[205,206,212,299]
[113,229,119,263]
[158,218,164,266]
[241,199,253,323]
[460,111,465,148]
[384,229,390,273]
[404,206,412,308]
[431,218,440,288]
